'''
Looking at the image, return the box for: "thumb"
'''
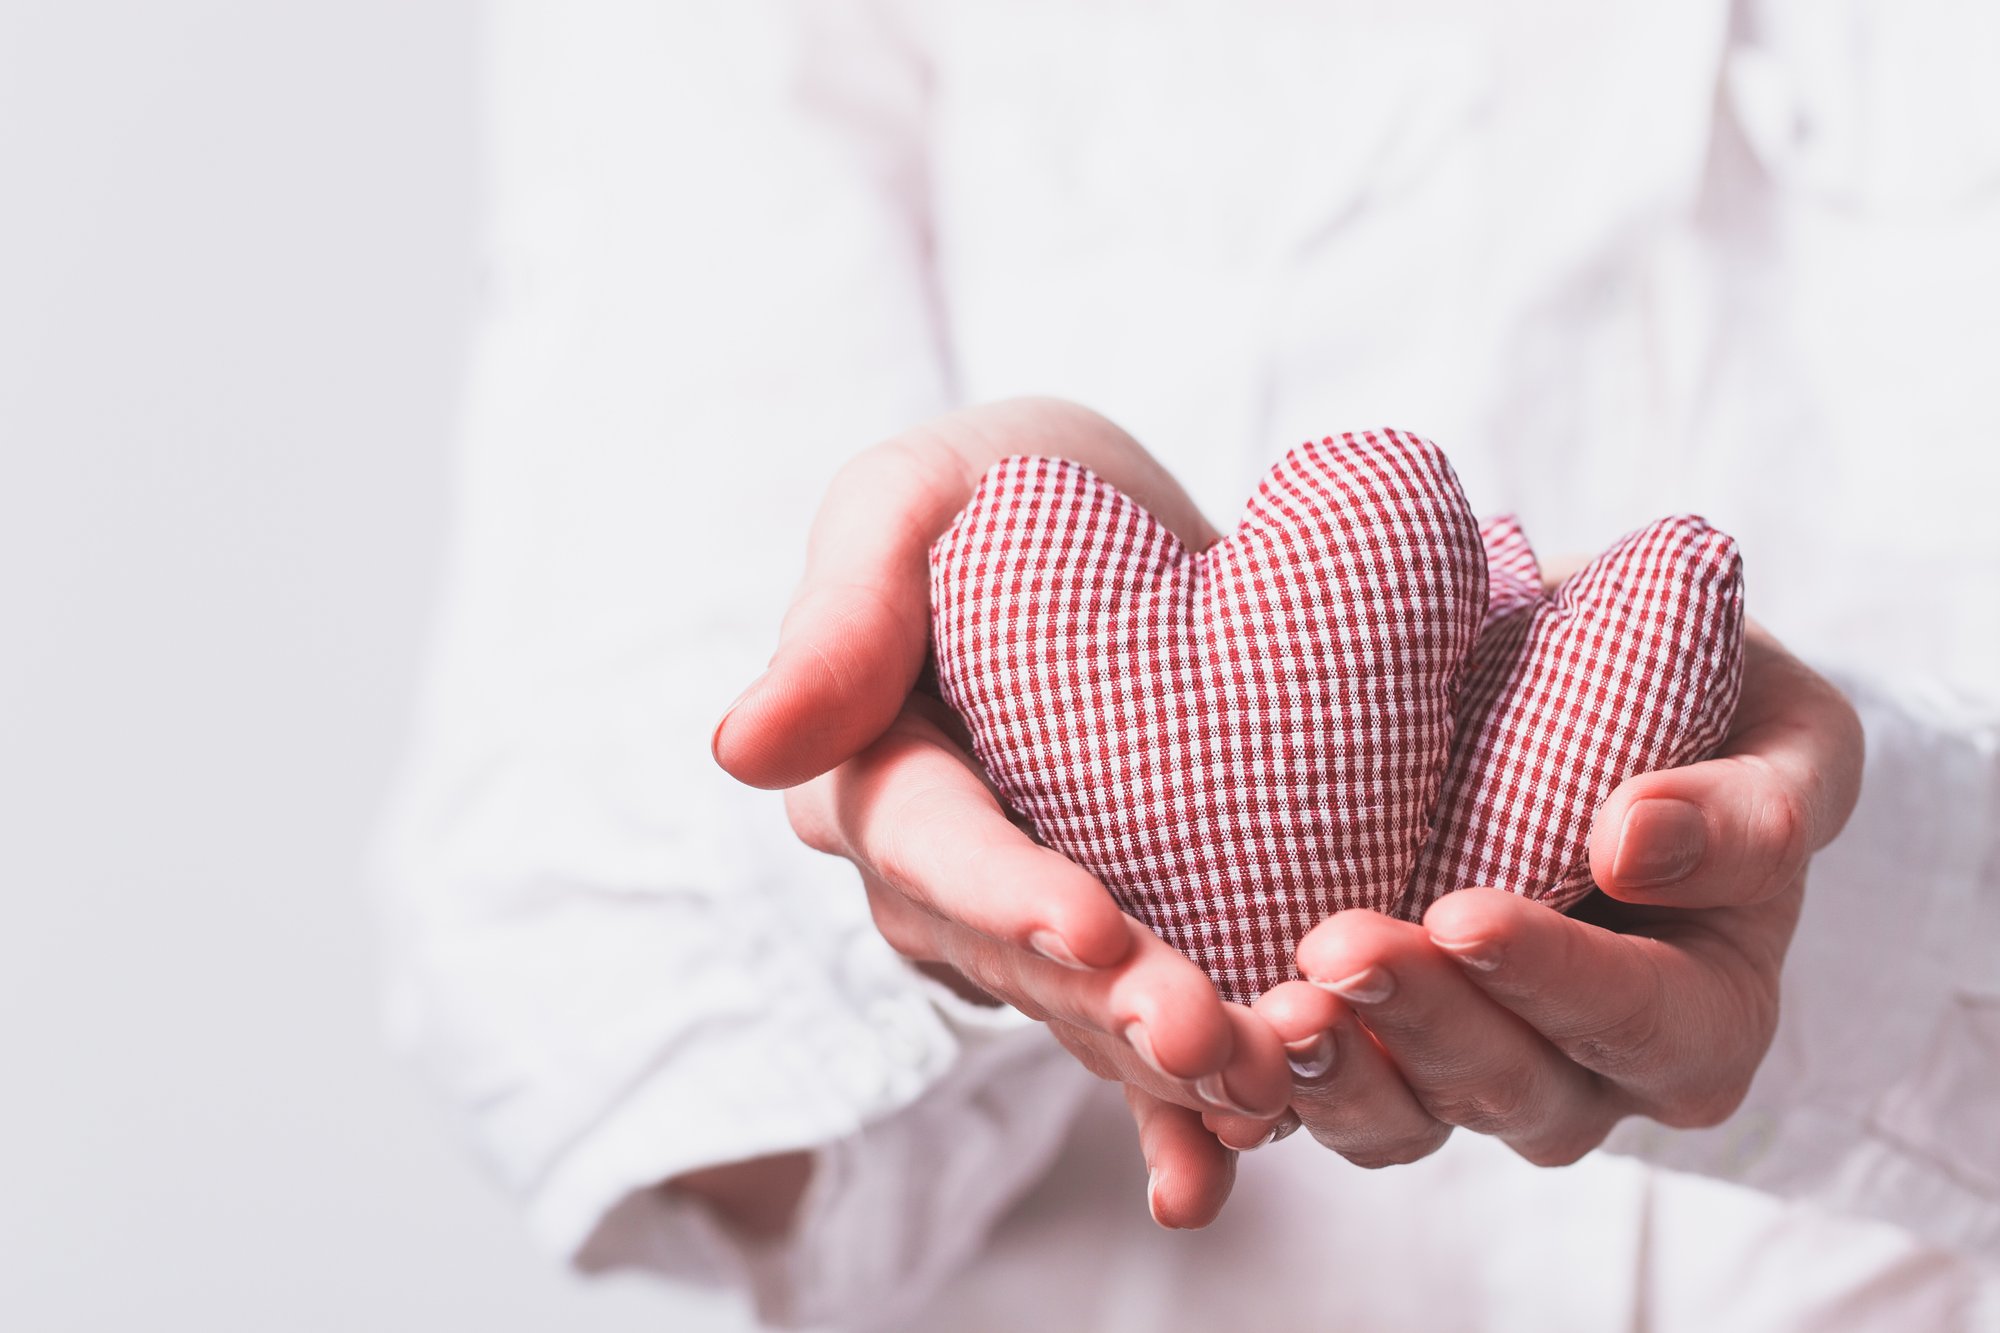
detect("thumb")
[1589,759,1806,908]
[711,442,964,790]
[714,398,1219,790]
[710,582,930,791]
[1590,626,1864,907]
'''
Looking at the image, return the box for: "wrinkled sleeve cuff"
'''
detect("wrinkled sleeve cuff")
[542,984,1092,1328]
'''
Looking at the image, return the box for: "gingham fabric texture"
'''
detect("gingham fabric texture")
[1394,513,1746,921]
[930,433,1744,1002]
[1476,514,1545,630]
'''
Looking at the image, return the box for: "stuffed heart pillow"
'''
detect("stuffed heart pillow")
[929,431,1744,1002]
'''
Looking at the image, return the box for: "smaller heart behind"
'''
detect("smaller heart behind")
[930,431,1488,1002]
[1398,513,1745,920]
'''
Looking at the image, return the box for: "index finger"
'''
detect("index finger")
[1422,886,1797,1124]
[811,707,1136,971]
[712,397,1218,789]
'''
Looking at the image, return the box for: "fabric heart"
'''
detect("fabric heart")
[1397,513,1745,921]
[930,432,1743,1002]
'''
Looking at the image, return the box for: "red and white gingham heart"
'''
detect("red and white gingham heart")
[1399,514,1744,920]
[930,433,1743,1002]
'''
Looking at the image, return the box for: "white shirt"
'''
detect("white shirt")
[378,2,2000,1328]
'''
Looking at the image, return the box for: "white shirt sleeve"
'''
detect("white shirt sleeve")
[375,2,1092,1323]
[1605,672,2000,1264]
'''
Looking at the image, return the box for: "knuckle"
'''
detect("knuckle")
[1659,1088,1743,1130]
[860,434,981,540]
[783,784,842,856]
[1343,1124,1453,1170]
[1632,1013,1765,1130]
[875,432,966,493]
[1659,1066,1755,1130]
[949,937,1042,1017]
[1513,1127,1602,1168]
[832,440,912,501]
[1562,969,1670,1079]
[862,795,933,891]
[1671,972,1777,1129]
[1509,1097,1620,1167]
[1753,780,1812,892]
[864,892,933,962]
[866,821,922,894]
[1721,751,1813,901]
[1048,1021,1121,1081]
[1568,1033,1633,1078]
[1425,1070,1540,1135]
[863,780,965,896]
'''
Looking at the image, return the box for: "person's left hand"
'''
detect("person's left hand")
[1129,620,1864,1222]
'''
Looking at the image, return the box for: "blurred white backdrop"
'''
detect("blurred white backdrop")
[0,4,701,1328]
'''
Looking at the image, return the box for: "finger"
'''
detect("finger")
[1201,1107,1301,1153]
[1015,916,1248,1089]
[813,710,1133,970]
[1251,980,1342,1081]
[860,860,1244,1090]
[861,867,1237,1094]
[1422,886,1795,1125]
[1296,910,1616,1164]
[1199,1002,1293,1123]
[714,398,1218,789]
[1045,1016,1240,1124]
[1200,1001,1309,1144]
[1590,623,1864,908]
[1126,1085,1237,1229]
[1288,1011,1453,1168]
[1253,961,1452,1168]
[1049,997,1288,1122]
[819,705,1272,1087]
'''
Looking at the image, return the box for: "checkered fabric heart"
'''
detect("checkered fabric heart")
[1397,514,1745,921]
[930,433,1743,1002]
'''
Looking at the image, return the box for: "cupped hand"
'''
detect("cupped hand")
[1175,621,1864,1188]
[713,398,1291,1227]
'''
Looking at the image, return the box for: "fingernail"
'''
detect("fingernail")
[1613,798,1708,888]
[1432,936,1501,972]
[1147,1170,1173,1228]
[1284,1031,1337,1081]
[1314,967,1395,1005]
[1028,929,1088,970]
[1193,1071,1260,1119]
[1259,1111,1302,1148]
[709,671,768,763]
[1125,1022,1168,1077]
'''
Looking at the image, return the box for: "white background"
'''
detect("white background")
[0,5,686,1328]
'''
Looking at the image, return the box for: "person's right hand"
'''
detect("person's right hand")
[1179,622,1862,1187]
[712,398,1293,1228]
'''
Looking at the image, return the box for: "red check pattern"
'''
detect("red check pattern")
[1399,514,1745,917]
[1477,515,1543,629]
[930,434,1744,1002]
